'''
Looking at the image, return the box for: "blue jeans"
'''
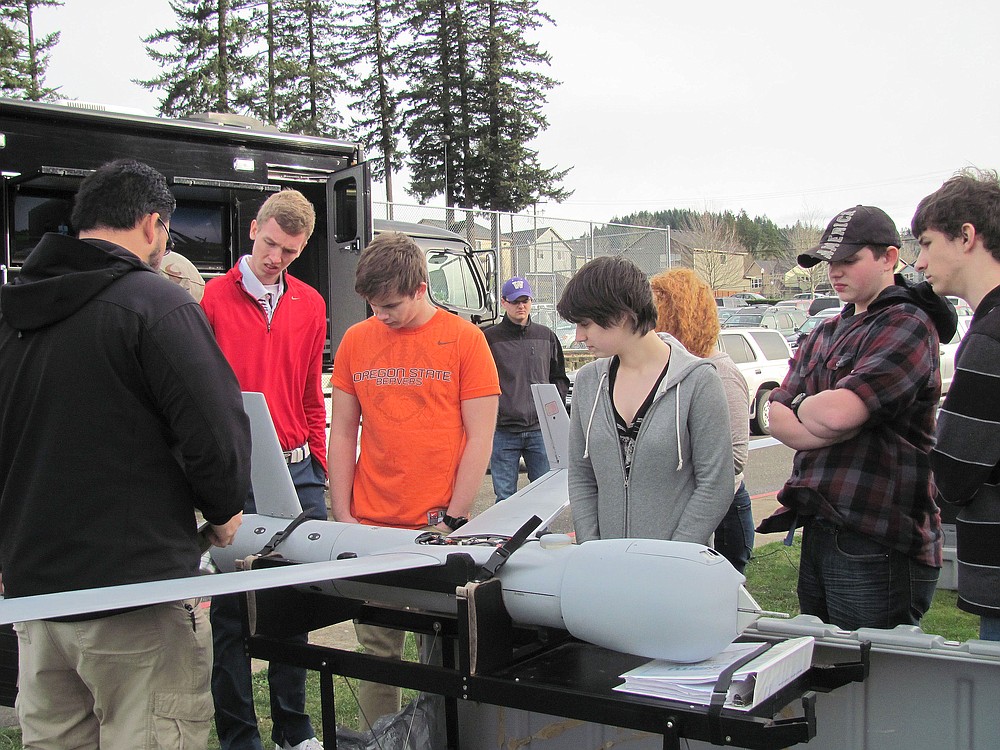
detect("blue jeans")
[798,519,939,632]
[211,456,327,750]
[713,482,754,574]
[490,428,551,502]
[980,616,1000,641]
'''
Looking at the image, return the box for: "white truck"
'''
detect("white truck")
[716,328,791,436]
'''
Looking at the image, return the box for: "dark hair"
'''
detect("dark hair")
[355,232,429,300]
[912,169,1000,261]
[557,255,657,335]
[868,245,891,261]
[70,159,175,232]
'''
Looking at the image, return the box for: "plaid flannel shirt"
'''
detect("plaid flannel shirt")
[771,286,943,567]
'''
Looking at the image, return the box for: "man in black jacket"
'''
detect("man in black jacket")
[0,159,250,749]
[485,276,569,502]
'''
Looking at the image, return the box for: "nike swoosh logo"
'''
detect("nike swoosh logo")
[437,340,457,345]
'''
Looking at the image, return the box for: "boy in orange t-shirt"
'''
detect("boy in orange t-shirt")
[328,231,499,729]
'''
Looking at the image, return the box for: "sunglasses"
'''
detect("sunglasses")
[156,217,175,255]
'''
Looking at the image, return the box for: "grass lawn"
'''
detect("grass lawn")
[0,542,982,749]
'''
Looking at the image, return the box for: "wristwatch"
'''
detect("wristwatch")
[790,393,807,422]
[442,514,469,531]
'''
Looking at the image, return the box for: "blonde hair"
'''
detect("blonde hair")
[256,189,316,240]
[650,268,719,357]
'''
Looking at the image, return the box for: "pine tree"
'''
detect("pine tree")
[0,0,62,101]
[402,0,465,208]
[402,0,569,214]
[241,0,345,136]
[470,0,569,213]
[336,0,407,202]
[138,0,256,116]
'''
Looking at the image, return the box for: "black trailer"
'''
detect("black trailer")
[0,98,496,359]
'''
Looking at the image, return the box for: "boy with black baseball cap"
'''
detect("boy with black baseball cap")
[764,204,956,632]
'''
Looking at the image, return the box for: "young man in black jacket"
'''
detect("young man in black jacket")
[914,170,1000,640]
[485,276,569,502]
[0,159,250,749]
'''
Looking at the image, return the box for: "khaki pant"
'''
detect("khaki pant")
[353,622,407,733]
[15,600,213,750]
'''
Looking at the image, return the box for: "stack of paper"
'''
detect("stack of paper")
[614,637,815,711]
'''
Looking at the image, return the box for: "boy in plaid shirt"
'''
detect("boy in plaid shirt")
[766,205,956,631]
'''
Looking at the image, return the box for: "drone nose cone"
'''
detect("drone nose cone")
[559,539,744,662]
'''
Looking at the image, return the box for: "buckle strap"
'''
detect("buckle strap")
[282,442,310,464]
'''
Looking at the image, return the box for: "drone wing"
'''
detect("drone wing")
[0,551,443,625]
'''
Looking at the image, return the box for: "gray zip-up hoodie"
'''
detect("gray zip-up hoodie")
[569,333,734,544]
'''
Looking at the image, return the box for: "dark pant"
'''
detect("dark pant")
[211,456,327,750]
[798,519,939,632]
[713,482,754,574]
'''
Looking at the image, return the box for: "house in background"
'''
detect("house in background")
[499,226,574,303]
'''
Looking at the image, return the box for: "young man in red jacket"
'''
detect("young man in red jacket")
[202,189,327,750]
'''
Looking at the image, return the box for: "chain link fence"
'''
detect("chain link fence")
[374,202,674,321]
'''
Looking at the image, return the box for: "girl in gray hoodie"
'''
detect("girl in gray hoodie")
[557,257,734,544]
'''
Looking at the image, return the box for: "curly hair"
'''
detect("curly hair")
[649,268,719,358]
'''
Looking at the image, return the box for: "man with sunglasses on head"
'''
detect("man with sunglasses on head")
[484,276,569,502]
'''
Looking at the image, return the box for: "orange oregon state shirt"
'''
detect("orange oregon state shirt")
[332,309,500,528]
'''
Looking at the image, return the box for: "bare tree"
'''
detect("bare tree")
[782,220,826,293]
[677,212,747,292]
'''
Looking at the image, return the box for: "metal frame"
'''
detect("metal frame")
[245,574,867,750]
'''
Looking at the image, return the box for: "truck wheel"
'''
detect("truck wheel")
[751,388,772,436]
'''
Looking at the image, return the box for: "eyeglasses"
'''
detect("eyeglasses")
[506,298,532,306]
[156,217,174,255]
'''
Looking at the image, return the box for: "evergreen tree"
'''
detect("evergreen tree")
[241,0,345,136]
[402,0,465,208]
[402,0,568,214]
[470,0,569,213]
[139,0,256,116]
[336,0,407,199]
[735,210,789,258]
[0,0,62,101]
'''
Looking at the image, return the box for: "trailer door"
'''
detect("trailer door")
[327,163,372,359]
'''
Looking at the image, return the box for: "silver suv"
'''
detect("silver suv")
[716,328,792,435]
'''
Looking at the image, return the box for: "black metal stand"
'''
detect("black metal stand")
[244,567,868,750]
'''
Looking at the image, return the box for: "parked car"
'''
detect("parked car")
[716,328,792,435]
[807,296,842,315]
[795,307,842,346]
[722,307,807,350]
[717,307,740,323]
[946,296,974,317]
[773,298,813,312]
[939,317,972,396]
[715,296,749,308]
[733,292,766,301]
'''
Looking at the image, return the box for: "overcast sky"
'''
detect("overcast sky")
[32,0,1000,230]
